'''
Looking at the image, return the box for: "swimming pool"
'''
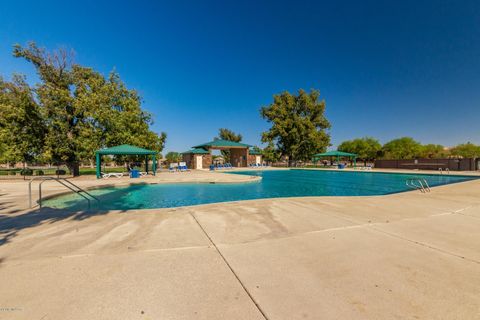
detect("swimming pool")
[42,170,476,211]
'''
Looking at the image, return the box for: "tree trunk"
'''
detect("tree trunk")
[288,157,294,167]
[67,161,80,177]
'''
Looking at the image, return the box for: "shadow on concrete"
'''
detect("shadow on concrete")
[0,184,151,247]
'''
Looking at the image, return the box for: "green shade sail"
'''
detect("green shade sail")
[192,139,252,149]
[312,150,357,158]
[182,148,210,154]
[249,148,263,155]
[95,144,158,178]
[312,150,357,168]
[96,144,157,155]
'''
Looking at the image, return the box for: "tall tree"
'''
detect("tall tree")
[13,42,166,175]
[165,151,181,164]
[262,141,281,164]
[450,142,480,158]
[217,128,242,142]
[216,128,242,162]
[261,89,330,166]
[338,137,381,166]
[381,137,422,159]
[420,144,447,158]
[0,74,45,167]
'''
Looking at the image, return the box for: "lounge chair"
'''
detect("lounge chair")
[101,171,123,179]
[140,172,148,177]
[169,163,178,173]
[179,165,189,172]
[178,162,189,172]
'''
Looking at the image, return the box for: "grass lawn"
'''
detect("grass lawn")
[0,166,131,176]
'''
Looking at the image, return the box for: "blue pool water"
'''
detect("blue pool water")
[43,170,476,211]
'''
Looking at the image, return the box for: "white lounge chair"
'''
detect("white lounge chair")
[101,172,123,179]
[140,172,148,177]
[169,163,179,173]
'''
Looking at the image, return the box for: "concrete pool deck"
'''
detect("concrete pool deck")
[0,169,479,319]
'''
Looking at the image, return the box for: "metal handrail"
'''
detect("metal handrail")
[439,168,450,175]
[29,177,99,209]
[59,179,99,201]
[405,179,422,192]
[405,178,430,193]
[421,178,431,192]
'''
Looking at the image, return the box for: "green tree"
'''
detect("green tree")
[0,74,45,167]
[261,89,330,166]
[381,137,422,159]
[165,151,181,163]
[13,42,166,175]
[337,137,381,166]
[262,142,281,164]
[217,128,242,142]
[216,128,242,162]
[450,142,480,158]
[420,144,447,158]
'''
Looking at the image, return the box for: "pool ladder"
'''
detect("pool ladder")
[28,177,99,209]
[405,178,431,193]
[439,168,450,174]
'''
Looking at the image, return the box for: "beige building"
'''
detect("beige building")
[182,139,262,169]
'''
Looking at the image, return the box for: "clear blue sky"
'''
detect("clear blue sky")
[1,0,479,153]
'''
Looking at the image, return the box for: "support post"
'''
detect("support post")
[152,154,157,175]
[96,153,101,179]
[145,155,148,174]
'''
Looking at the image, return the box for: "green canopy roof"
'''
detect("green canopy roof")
[96,144,157,155]
[182,148,210,154]
[313,150,357,158]
[192,139,252,149]
[249,148,262,155]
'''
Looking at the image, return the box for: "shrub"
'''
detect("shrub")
[35,170,44,176]
[55,169,66,175]
[20,168,33,176]
[9,171,17,176]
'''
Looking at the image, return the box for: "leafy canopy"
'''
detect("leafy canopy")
[420,144,447,159]
[261,142,281,163]
[337,137,381,161]
[450,142,480,158]
[216,128,242,142]
[11,42,166,175]
[381,137,422,159]
[165,152,182,163]
[0,74,45,165]
[261,89,330,165]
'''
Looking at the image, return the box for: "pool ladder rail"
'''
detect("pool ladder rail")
[405,178,431,193]
[438,168,450,174]
[28,177,100,209]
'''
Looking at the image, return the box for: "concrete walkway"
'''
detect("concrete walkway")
[0,171,479,319]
